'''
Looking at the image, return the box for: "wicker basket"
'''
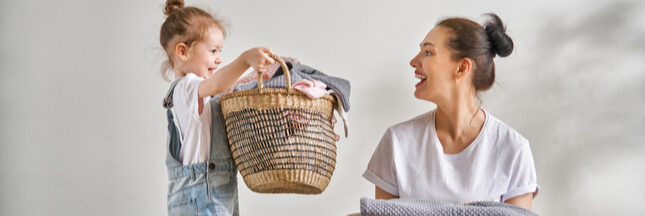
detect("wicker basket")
[219,54,337,194]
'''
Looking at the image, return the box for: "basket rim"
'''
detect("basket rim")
[219,88,336,103]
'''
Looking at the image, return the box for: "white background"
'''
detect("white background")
[1,0,644,215]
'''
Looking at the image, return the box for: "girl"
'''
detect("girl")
[160,0,274,215]
[363,13,539,210]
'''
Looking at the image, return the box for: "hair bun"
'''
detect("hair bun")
[163,0,184,16]
[484,13,513,57]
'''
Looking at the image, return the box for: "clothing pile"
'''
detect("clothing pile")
[228,57,351,138]
[359,197,538,216]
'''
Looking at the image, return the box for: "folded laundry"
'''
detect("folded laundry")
[360,197,538,216]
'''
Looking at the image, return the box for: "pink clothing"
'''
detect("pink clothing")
[292,79,327,99]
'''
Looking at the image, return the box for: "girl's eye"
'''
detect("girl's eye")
[211,49,218,53]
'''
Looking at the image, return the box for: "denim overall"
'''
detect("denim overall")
[163,78,239,216]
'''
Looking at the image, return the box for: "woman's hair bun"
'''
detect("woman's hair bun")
[484,13,513,57]
[163,0,185,16]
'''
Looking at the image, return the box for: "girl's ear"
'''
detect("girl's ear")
[455,58,473,80]
[175,43,189,62]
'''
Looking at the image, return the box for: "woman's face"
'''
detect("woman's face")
[410,26,460,103]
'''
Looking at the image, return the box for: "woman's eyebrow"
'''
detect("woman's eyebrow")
[420,42,434,47]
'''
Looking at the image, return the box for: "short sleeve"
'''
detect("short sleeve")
[363,129,399,196]
[174,74,207,119]
[501,141,539,202]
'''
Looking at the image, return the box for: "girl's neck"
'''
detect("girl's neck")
[173,66,188,79]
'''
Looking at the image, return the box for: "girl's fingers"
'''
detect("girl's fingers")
[258,47,275,64]
[256,64,269,73]
[250,47,275,72]
[261,49,275,64]
[265,56,275,65]
[261,47,274,55]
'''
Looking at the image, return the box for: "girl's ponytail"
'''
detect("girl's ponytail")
[163,0,184,17]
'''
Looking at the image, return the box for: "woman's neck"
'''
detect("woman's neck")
[434,91,485,153]
[435,104,483,137]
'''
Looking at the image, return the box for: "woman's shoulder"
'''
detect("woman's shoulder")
[386,110,435,135]
[483,111,529,148]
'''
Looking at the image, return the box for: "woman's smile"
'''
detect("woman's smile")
[415,71,427,87]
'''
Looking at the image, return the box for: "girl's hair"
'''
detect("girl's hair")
[159,0,228,81]
[437,13,513,92]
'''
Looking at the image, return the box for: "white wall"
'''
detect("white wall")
[1,0,644,215]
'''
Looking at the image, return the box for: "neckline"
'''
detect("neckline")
[429,108,489,158]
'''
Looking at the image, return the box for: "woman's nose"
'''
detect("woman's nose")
[410,54,419,68]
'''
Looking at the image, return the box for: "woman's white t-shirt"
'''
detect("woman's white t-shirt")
[172,73,212,165]
[363,109,539,203]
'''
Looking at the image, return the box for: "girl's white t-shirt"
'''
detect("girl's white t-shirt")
[363,109,539,203]
[172,73,212,165]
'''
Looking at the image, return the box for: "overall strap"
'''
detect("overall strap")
[163,78,184,108]
[164,77,185,162]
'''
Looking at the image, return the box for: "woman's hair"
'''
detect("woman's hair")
[159,0,228,81]
[437,13,513,91]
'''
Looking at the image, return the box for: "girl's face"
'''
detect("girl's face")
[409,26,460,103]
[185,27,224,79]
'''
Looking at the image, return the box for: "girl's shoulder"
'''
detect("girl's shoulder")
[175,73,203,84]
[173,73,205,92]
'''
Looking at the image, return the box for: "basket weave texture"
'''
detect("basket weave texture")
[219,55,337,194]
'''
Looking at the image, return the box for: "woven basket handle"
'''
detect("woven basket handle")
[257,54,291,90]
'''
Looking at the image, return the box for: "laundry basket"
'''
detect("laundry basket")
[219,54,337,194]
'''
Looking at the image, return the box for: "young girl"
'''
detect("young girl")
[159,0,274,215]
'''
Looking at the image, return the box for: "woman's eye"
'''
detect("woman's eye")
[424,51,432,56]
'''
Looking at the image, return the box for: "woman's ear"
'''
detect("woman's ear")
[455,58,473,80]
[175,43,189,62]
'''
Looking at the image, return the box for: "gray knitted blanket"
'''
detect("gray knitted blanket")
[360,197,538,216]
[233,61,351,111]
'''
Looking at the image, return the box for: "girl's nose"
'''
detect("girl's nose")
[214,57,222,64]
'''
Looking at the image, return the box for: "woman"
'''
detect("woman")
[363,13,538,210]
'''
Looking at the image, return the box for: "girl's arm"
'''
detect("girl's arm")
[198,47,274,98]
[375,186,399,200]
[504,193,533,210]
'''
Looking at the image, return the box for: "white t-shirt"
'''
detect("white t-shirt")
[172,73,212,165]
[363,109,539,203]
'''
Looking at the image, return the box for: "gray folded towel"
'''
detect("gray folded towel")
[360,197,538,216]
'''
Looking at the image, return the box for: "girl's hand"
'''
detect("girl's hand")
[243,47,275,73]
